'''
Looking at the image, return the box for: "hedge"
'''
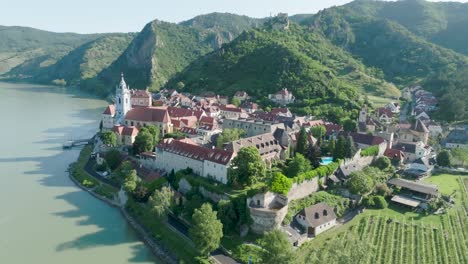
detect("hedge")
[361,145,379,157]
[292,162,340,183]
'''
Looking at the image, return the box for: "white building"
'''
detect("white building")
[154,138,234,184]
[295,202,337,236]
[268,88,295,105]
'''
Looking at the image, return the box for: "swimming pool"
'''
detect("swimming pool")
[320,157,334,165]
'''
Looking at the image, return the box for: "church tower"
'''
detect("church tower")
[358,105,368,123]
[114,73,132,125]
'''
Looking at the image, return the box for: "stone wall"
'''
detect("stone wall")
[249,205,289,234]
[287,177,320,202]
[177,178,228,203]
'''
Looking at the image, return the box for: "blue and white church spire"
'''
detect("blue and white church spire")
[114,73,132,125]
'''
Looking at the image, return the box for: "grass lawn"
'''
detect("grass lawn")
[368,95,396,108]
[424,173,461,195]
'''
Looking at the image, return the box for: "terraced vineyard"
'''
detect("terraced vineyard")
[296,174,468,264]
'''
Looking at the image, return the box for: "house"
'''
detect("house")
[233,91,249,102]
[426,121,443,137]
[268,88,295,105]
[398,119,429,144]
[225,133,284,167]
[271,108,292,117]
[416,111,430,121]
[347,132,386,149]
[388,178,439,209]
[384,148,405,165]
[385,102,400,113]
[393,141,429,162]
[124,106,173,136]
[443,128,468,149]
[130,89,152,107]
[154,138,234,184]
[112,125,139,146]
[219,105,245,119]
[295,203,337,236]
[102,105,116,131]
[377,108,394,124]
[405,157,433,178]
[239,101,259,113]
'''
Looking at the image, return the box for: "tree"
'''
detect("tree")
[344,136,356,158]
[217,200,237,233]
[228,147,266,186]
[257,230,294,264]
[286,153,312,177]
[348,171,374,195]
[133,131,154,154]
[372,195,388,209]
[333,136,346,160]
[310,125,326,140]
[216,128,246,149]
[343,119,357,132]
[437,150,452,167]
[296,127,309,155]
[123,169,138,193]
[189,203,223,256]
[100,131,117,147]
[133,184,150,203]
[270,172,293,195]
[231,97,241,107]
[372,156,392,171]
[149,186,174,218]
[140,125,160,145]
[306,144,322,168]
[451,148,468,166]
[105,149,122,170]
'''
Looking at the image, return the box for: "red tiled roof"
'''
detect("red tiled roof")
[305,120,325,127]
[103,105,116,115]
[167,107,205,120]
[271,108,289,115]
[157,139,234,165]
[377,108,394,118]
[200,116,215,125]
[384,148,405,160]
[131,90,151,98]
[125,106,170,123]
[349,132,385,146]
[112,125,124,134]
[220,105,243,113]
[324,123,342,136]
[122,126,139,137]
[179,127,198,135]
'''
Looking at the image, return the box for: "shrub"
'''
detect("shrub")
[372,195,388,209]
[269,172,293,195]
[361,145,379,156]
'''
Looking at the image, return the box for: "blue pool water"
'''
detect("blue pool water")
[320,157,334,165]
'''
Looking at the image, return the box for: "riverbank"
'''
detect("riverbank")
[68,145,178,264]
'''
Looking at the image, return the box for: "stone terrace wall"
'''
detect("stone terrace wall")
[287,177,319,202]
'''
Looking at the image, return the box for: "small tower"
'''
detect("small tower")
[358,105,368,123]
[114,73,132,125]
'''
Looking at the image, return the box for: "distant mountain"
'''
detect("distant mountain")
[335,0,468,55]
[98,13,264,93]
[302,0,468,85]
[0,26,101,75]
[8,33,134,89]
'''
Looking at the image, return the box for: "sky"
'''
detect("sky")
[2,0,468,34]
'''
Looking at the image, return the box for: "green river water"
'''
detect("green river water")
[0,82,157,263]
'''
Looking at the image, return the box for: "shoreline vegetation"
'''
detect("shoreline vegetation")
[68,144,179,264]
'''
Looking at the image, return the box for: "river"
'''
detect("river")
[0,82,157,263]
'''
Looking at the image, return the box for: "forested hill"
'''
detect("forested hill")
[97,13,264,94]
[0,26,102,75]
[167,22,399,119]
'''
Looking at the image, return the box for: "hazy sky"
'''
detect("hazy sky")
[2,0,468,34]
